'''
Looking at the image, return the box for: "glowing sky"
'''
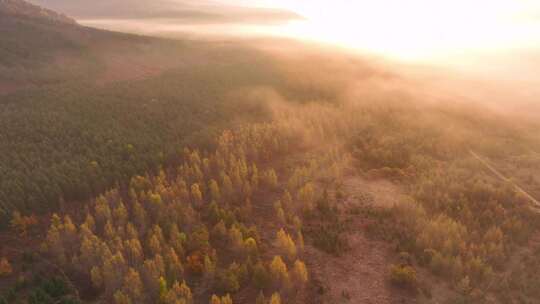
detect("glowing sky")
[223,0,540,61]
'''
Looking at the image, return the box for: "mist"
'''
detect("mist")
[73,15,540,123]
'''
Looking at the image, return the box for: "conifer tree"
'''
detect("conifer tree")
[90,266,103,289]
[113,201,129,227]
[221,294,233,304]
[252,262,270,290]
[221,173,234,199]
[275,229,297,260]
[264,169,278,189]
[293,260,309,285]
[114,290,132,304]
[148,234,162,257]
[103,252,128,295]
[269,256,289,286]
[0,258,12,276]
[210,295,221,304]
[209,179,221,203]
[244,237,258,257]
[229,225,244,251]
[255,291,266,304]
[296,231,305,252]
[274,201,286,224]
[165,247,184,283]
[123,268,144,301]
[191,183,203,204]
[269,292,281,304]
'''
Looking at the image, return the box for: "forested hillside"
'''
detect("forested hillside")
[0,0,293,220]
[0,0,189,91]
[0,0,381,222]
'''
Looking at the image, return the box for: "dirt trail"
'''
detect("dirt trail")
[470,150,540,210]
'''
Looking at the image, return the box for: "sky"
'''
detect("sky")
[225,0,540,60]
[217,0,540,102]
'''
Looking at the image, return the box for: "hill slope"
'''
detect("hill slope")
[0,0,364,218]
[0,0,271,216]
[0,0,191,93]
[0,0,74,23]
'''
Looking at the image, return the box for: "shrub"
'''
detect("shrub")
[42,277,69,298]
[389,264,417,289]
[28,288,54,304]
[311,223,348,255]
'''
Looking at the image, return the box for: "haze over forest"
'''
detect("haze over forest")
[28,0,540,109]
[1,1,540,304]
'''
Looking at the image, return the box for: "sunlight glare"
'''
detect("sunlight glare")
[253,0,540,61]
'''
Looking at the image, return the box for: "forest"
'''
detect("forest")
[2,0,540,303]
[3,96,540,303]
[0,0,364,220]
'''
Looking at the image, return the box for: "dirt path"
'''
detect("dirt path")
[470,150,540,209]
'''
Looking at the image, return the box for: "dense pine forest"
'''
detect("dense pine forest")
[2,1,540,304]
[0,0,323,220]
[4,99,540,303]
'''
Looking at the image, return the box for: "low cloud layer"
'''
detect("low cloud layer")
[27,0,302,24]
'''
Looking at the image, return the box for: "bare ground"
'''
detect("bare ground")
[0,81,24,95]
[301,175,417,304]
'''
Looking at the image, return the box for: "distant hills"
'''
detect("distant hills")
[26,0,303,24]
[0,0,188,93]
[0,0,74,24]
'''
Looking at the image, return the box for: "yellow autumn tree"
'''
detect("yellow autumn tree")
[0,258,13,276]
[264,169,278,189]
[10,211,38,236]
[221,294,233,304]
[164,280,193,304]
[293,260,309,285]
[114,291,132,304]
[209,179,221,203]
[275,228,297,260]
[274,201,286,224]
[269,292,281,304]
[123,268,144,300]
[90,266,103,289]
[191,183,203,204]
[269,256,289,286]
[211,294,233,304]
[210,295,221,304]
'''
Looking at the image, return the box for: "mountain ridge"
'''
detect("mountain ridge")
[0,0,75,24]
[26,0,303,24]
